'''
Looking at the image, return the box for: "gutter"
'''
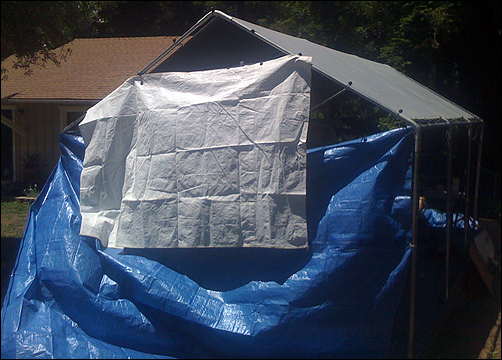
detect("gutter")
[2,98,100,106]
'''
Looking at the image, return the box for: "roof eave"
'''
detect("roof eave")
[2,98,100,105]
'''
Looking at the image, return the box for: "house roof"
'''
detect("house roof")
[1,36,183,103]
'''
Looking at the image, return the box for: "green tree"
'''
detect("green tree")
[1,1,103,79]
[91,1,207,38]
[2,1,499,169]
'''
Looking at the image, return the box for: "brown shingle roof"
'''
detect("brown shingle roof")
[1,36,181,102]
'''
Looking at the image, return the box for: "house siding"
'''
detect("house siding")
[14,103,74,184]
[1,36,185,187]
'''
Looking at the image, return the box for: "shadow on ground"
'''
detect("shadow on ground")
[424,261,501,359]
[389,255,501,359]
[1,237,22,304]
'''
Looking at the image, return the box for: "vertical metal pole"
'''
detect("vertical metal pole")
[464,124,472,246]
[445,123,453,299]
[408,126,421,359]
[473,122,484,223]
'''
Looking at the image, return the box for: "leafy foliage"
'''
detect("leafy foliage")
[23,184,40,198]
[1,1,103,79]
[1,1,499,169]
[91,1,206,37]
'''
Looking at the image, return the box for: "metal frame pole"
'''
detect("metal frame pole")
[445,121,453,299]
[402,117,422,359]
[464,123,473,246]
[310,81,352,111]
[137,10,217,76]
[473,121,484,223]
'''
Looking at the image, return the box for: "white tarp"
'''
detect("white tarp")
[78,55,312,249]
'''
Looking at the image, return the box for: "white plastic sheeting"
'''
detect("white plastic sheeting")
[78,55,312,249]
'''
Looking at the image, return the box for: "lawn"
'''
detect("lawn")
[1,201,31,238]
[1,201,31,303]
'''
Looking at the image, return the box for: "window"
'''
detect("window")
[67,111,86,125]
[59,106,88,132]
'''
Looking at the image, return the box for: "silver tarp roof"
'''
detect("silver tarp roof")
[224,12,480,123]
[143,10,481,125]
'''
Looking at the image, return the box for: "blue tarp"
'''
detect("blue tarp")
[1,126,415,359]
[422,208,477,229]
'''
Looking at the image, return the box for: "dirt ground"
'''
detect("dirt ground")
[386,241,501,360]
[424,260,501,359]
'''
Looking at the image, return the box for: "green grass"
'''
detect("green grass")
[1,201,31,238]
[1,201,29,304]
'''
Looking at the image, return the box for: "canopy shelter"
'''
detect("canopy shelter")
[140,8,484,248]
[139,10,485,357]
